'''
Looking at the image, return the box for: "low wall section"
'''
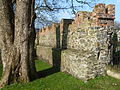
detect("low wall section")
[61,27,110,80]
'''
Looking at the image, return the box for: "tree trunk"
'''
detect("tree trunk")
[0,0,37,88]
[28,0,37,80]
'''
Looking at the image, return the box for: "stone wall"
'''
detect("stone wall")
[60,27,111,81]
[36,3,115,81]
[117,30,120,41]
[37,19,73,65]
[38,23,60,48]
[36,46,53,65]
[75,3,115,27]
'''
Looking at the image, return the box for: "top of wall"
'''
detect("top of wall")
[75,3,115,27]
[38,3,115,35]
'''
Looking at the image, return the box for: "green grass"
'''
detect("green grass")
[1,60,120,90]
[35,60,52,71]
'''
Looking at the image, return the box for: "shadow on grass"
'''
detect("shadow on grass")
[37,67,59,78]
[37,48,61,78]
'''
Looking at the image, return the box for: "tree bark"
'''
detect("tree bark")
[28,0,37,80]
[0,0,37,88]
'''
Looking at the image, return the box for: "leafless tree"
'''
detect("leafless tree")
[0,0,97,88]
[35,0,97,28]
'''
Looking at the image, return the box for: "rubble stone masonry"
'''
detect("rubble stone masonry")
[36,4,116,81]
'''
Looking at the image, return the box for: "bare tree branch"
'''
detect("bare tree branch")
[76,0,93,8]
[43,0,53,11]
[35,0,97,28]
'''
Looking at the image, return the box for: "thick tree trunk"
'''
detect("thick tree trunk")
[0,0,37,88]
[0,0,16,87]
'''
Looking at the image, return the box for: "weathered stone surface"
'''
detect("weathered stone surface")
[107,69,120,80]
[61,49,98,81]
[38,23,60,48]
[67,28,97,51]
[36,3,117,81]
[36,45,61,67]
[117,30,120,42]
[36,46,53,65]
[60,27,110,81]
[36,27,111,81]
[39,33,57,47]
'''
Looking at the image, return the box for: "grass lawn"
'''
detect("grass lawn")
[1,60,120,90]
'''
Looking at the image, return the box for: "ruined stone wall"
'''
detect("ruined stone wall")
[75,4,115,27]
[60,25,111,80]
[38,23,59,48]
[37,19,73,64]
[117,30,120,42]
[37,23,59,65]
[36,46,53,65]
[36,3,115,81]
